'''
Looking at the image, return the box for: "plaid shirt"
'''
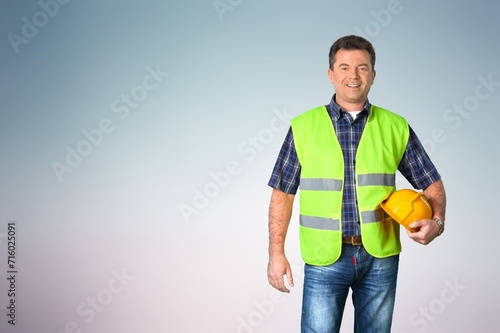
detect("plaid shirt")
[268,96,441,236]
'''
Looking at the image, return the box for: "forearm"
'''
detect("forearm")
[268,188,295,257]
[424,179,446,222]
[407,179,446,244]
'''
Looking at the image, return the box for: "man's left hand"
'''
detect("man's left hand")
[406,219,440,245]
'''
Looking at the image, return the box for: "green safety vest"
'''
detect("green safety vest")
[291,105,409,266]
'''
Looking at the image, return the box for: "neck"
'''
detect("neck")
[339,102,366,112]
[335,97,367,112]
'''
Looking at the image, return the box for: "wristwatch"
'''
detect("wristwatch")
[433,217,445,236]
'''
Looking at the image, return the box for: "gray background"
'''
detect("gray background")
[1,0,498,332]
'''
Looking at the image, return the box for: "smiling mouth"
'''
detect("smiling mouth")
[346,84,361,88]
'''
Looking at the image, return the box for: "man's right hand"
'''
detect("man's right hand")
[267,254,294,293]
[267,188,295,292]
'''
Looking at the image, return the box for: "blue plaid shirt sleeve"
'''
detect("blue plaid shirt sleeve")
[398,126,442,190]
[267,127,301,194]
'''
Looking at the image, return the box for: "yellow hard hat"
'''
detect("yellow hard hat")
[380,189,432,232]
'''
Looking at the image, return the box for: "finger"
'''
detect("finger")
[273,277,289,293]
[406,225,421,235]
[407,228,424,243]
[408,220,423,229]
[269,273,289,293]
[286,266,294,288]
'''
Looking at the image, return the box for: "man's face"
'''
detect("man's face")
[328,49,376,110]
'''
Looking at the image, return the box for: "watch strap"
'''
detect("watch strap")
[433,217,444,236]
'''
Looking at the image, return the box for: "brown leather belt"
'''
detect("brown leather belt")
[342,236,362,246]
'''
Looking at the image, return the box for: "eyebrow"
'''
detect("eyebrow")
[337,63,370,68]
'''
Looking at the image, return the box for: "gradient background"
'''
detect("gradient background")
[1,1,498,332]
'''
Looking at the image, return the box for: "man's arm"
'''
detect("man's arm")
[407,179,447,245]
[267,188,295,293]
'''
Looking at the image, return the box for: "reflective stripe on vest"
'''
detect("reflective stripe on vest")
[357,174,395,187]
[300,178,343,191]
[360,208,383,224]
[300,215,340,230]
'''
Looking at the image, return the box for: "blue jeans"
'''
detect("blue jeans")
[301,244,399,333]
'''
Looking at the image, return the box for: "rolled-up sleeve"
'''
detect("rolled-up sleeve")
[398,126,442,190]
[267,127,301,194]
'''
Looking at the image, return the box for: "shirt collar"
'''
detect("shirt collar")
[328,94,371,121]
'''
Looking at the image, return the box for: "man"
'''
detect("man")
[266,35,446,333]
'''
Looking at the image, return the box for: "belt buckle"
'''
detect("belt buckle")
[350,236,362,246]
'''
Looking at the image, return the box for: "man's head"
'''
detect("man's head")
[327,35,376,111]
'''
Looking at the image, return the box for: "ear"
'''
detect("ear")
[327,68,334,84]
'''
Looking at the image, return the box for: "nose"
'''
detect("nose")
[348,67,359,78]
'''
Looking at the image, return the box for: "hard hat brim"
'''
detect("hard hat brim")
[380,200,417,232]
